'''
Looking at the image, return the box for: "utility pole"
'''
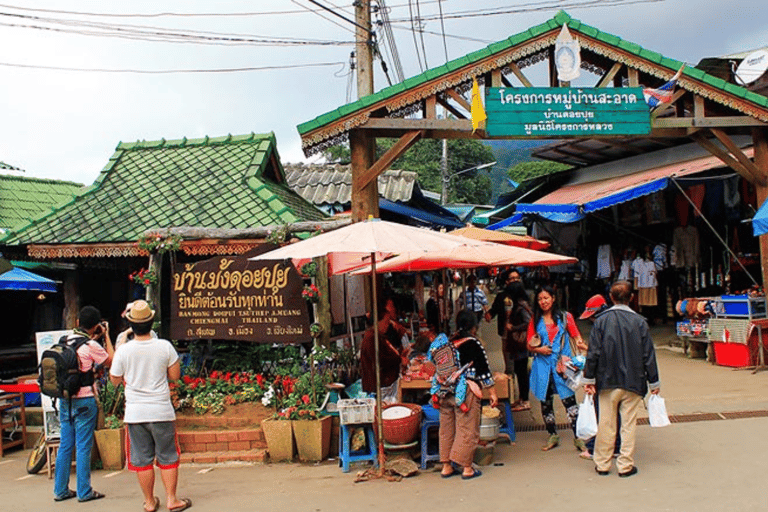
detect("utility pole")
[351,0,378,222]
[440,138,448,204]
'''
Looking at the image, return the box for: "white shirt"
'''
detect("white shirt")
[110,337,179,423]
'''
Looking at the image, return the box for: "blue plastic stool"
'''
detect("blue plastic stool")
[420,418,440,469]
[500,399,516,442]
[339,423,378,473]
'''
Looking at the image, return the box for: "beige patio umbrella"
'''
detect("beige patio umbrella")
[250,218,493,471]
[449,225,550,250]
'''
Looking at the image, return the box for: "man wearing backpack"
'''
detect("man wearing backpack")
[53,305,113,502]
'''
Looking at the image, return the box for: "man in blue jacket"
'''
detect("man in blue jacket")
[582,281,660,478]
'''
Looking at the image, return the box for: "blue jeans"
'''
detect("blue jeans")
[54,396,98,500]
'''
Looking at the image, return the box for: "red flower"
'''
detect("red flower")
[302,394,310,405]
[188,382,197,390]
[210,371,219,379]
[183,375,193,384]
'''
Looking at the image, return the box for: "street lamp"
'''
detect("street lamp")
[440,161,497,205]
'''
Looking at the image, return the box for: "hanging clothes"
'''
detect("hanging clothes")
[617,258,633,281]
[636,259,658,307]
[595,244,614,279]
[652,244,668,272]
[673,225,700,269]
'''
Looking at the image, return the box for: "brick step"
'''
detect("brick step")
[179,448,267,464]
[177,428,266,454]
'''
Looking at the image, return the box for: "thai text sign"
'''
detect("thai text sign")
[170,256,310,343]
[485,87,650,137]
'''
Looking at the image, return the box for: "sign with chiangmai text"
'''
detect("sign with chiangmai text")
[485,87,650,137]
[170,256,310,343]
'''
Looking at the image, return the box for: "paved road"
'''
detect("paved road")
[3,327,768,512]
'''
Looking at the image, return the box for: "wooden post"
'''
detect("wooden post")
[62,269,79,328]
[350,129,379,221]
[752,128,768,289]
[315,255,331,347]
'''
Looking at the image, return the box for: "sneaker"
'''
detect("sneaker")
[541,434,560,451]
[574,438,587,452]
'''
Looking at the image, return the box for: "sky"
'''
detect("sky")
[0,0,767,186]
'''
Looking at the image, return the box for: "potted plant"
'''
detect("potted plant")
[94,380,126,470]
[288,350,334,462]
[260,375,297,462]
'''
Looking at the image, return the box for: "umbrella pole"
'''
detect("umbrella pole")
[371,253,386,475]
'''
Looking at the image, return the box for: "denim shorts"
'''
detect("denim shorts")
[126,422,180,471]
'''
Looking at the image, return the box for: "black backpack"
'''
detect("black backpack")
[38,335,94,400]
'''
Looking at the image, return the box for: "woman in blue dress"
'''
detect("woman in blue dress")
[527,285,589,455]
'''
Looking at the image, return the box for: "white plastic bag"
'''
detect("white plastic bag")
[576,394,598,439]
[648,394,671,427]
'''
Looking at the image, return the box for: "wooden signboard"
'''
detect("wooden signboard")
[485,87,651,137]
[170,256,310,343]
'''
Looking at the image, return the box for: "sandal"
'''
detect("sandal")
[574,438,587,452]
[144,496,160,512]
[169,498,193,512]
[78,491,105,503]
[54,489,77,502]
[541,434,559,451]
[461,468,482,480]
[512,401,530,412]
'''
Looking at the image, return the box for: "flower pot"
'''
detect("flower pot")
[261,418,295,462]
[94,428,126,470]
[292,415,332,462]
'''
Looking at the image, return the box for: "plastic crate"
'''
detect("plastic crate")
[713,341,752,368]
[336,398,376,425]
[713,295,767,319]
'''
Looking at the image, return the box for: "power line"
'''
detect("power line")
[407,0,424,72]
[415,0,429,69]
[437,0,449,62]
[0,60,347,74]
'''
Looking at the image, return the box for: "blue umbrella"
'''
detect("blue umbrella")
[0,267,57,292]
[754,197,768,237]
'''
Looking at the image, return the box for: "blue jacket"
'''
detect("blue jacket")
[529,313,575,401]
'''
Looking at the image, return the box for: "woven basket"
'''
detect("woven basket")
[381,403,422,445]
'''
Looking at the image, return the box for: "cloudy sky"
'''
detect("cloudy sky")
[0,0,767,186]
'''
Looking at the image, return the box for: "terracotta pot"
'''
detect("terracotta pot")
[261,418,295,462]
[292,415,332,462]
[94,428,126,470]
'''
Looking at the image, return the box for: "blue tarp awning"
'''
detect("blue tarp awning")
[0,267,57,292]
[754,198,768,236]
[379,198,464,228]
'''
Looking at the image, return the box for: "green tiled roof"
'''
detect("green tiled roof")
[298,10,768,137]
[0,174,84,231]
[1,132,326,245]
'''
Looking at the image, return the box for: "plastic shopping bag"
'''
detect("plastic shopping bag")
[576,394,598,439]
[648,394,671,427]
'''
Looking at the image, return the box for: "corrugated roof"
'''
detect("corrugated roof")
[298,10,768,155]
[284,163,416,205]
[1,133,326,245]
[0,174,84,231]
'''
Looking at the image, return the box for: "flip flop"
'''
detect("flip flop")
[461,469,482,480]
[169,498,193,512]
[144,496,160,512]
[440,469,459,478]
[78,491,105,503]
[54,489,76,502]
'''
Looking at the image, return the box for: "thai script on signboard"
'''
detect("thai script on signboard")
[170,256,310,344]
[485,87,650,137]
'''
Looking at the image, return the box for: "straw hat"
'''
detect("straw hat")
[125,300,155,323]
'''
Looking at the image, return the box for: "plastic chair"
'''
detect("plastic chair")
[420,418,440,469]
[338,423,378,473]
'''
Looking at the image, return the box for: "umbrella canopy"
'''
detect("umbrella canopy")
[449,225,550,250]
[0,267,57,292]
[352,242,577,274]
[250,219,490,274]
[754,197,768,236]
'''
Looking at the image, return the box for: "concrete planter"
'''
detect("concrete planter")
[261,418,295,462]
[93,428,126,470]
[292,415,332,462]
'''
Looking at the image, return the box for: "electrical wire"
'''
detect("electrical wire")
[375,0,405,83]
[407,0,424,73]
[291,0,354,34]
[415,0,429,69]
[0,60,347,74]
[436,0,449,62]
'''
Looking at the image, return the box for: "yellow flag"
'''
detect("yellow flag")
[470,78,487,133]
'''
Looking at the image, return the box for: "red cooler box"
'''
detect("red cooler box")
[708,318,768,368]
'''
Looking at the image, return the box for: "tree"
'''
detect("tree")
[507,160,571,183]
[376,138,495,204]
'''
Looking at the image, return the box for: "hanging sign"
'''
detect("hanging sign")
[170,255,310,343]
[485,87,651,137]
